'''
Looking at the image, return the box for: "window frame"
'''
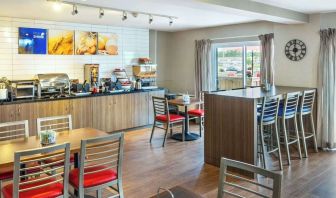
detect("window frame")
[212,40,260,91]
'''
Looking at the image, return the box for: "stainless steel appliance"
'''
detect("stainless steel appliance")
[36,73,71,98]
[0,83,8,100]
[11,80,35,99]
[84,64,99,86]
[132,64,158,90]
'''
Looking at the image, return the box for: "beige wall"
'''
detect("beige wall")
[154,13,336,94]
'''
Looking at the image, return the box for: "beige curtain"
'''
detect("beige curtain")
[258,33,275,86]
[195,39,212,98]
[317,29,336,149]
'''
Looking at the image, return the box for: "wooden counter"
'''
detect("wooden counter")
[0,90,164,135]
[204,86,316,170]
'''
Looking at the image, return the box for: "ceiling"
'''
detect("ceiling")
[0,0,336,32]
[252,0,336,14]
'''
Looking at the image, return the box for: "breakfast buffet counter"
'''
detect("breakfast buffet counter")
[0,89,165,135]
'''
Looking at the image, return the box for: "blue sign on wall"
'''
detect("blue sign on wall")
[18,27,47,54]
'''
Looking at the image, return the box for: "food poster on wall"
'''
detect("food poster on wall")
[75,31,98,55]
[98,33,119,55]
[18,27,47,54]
[48,30,74,55]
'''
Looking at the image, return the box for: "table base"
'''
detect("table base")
[172,132,200,141]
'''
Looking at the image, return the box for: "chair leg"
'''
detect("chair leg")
[182,121,185,142]
[310,114,318,153]
[299,114,308,158]
[259,125,267,169]
[150,121,156,143]
[294,115,302,159]
[162,124,170,147]
[78,188,85,198]
[274,121,283,170]
[199,117,202,137]
[282,118,291,165]
[96,189,102,198]
[0,180,2,198]
[118,179,124,198]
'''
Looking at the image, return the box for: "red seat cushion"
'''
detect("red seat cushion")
[69,166,117,188]
[187,109,204,117]
[155,114,185,122]
[44,155,75,166]
[0,162,42,181]
[2,177,63,198]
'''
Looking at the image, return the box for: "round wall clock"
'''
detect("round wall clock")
[285,39,306,61]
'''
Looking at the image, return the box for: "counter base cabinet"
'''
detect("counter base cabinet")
[0,90,165,135]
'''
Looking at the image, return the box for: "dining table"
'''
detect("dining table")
[168,98,203,141]
[0,128,109,169]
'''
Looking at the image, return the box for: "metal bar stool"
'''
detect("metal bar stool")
[278,92,302,165]
[298,90,318,157]
[257,95,283,170]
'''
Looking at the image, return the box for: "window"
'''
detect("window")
[213,41,261,90]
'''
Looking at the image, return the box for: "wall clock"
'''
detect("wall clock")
[285,39,306,61]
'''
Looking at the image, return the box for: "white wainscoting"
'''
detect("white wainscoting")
[0,17,149,81]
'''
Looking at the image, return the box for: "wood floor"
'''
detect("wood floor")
[94,125,336,198]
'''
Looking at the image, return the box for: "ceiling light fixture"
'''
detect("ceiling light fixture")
[47,0,178,26]
[52,0,62,11]
[99,8,104,18]
[71,4,78,15]
[149,15,153,24]
[122,11,127,21]
[169,17,173,26]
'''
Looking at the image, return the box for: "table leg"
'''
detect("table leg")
[172,105,200,141]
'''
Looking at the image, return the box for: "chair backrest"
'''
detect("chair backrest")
[152,96,169,120]
[299,89,316,114]
[78,133,124,189]
[260,95,280,124]
[0,120,29,141]
[217,158,282,198]
[282,92,300,118]
[37,115,72,135]
[13,143,70,198]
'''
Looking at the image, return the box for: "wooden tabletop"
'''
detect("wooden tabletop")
[168,98,203,106]
[208,86,315,99]
[0,128,109,168]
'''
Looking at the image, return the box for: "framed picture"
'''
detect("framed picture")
[18,27,47,54]
[75,31,98,55]
[98,33,119,55]
[48,30,74,55]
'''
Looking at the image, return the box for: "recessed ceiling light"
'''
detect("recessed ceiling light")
[52,1,62,12]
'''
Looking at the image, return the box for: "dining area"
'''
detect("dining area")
[0,117,124,198]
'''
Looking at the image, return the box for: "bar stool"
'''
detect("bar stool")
[257,95,283,170]
[298,90,318,157]
[187,92,205,137]
[278,92,302,165]
[150,96,185,147]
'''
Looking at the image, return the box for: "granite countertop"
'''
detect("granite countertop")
[208,86,316,99]
[0,88,164,105]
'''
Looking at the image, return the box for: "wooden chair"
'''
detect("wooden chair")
[37,115,72,135]
[69,133,124,198]
[187,92,205,137]
[297,90,318,157]
[1,143,71,198]
[257,95,283,170]
[217,158,282,198]
[0,120,29,198]
[150,96,185,147]
[278,92,302,165]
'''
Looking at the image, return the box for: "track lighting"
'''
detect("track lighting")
[71,4,78,15]
[122,11,127,21]
[99,8,104,18]
[149,15,153,24]
[169,17,173,26]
